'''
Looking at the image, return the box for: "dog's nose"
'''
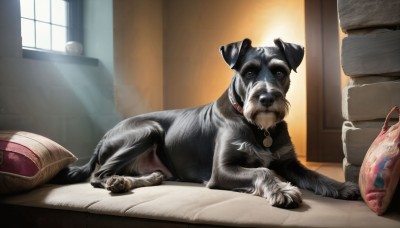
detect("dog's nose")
[259,93,275,107]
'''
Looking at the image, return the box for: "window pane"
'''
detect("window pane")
[52,25,66,52]
[36,0,51,22]
[20,0,34,19]
[20,0,75,53]
[51,0,67,26]
[36,22,51,49]
[21,18,35,47]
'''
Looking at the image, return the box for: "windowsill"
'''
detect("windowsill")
[22,48,99,66]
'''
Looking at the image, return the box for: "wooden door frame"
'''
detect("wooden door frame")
[305,0,343,162]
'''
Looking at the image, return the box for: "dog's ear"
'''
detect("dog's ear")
[220,38,252,69]
[273,38,304,73]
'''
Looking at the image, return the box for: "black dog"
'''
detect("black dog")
[53,38,359,208]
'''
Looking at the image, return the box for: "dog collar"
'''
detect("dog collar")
[228,77,244,114]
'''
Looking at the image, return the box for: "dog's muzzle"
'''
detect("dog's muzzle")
[243,82,289,130]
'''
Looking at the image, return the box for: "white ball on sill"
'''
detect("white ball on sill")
[65,41,83,56]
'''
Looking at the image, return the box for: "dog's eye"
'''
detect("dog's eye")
[245,71,256,79]
[243,68,259,79]
[271,68,287,80]
[275,71,284,78]
[241,62,261,80]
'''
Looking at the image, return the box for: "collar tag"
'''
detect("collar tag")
[263,131,273,147]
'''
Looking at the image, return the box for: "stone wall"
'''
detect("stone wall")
[338,0,400,182]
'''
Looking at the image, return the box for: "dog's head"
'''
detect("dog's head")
[220,38,304,130]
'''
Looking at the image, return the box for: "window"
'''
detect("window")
[20,0,83,53]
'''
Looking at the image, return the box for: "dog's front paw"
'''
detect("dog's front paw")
[337,182,360,200]
[267,182,303,209]
[106,175,131,193]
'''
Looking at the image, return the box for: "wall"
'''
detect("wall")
[113,0,164,117]
[162,0,306,157]
[0,0,120,164]
[1,0,307,160]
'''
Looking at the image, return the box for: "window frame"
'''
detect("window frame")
[20,0,98,65]
[20,0,84,54]
[67,0,83,45]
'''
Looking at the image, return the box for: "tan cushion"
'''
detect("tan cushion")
[1,182,399,227]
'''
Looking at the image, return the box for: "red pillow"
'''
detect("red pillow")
[359,106,400,215]
[0,131,77,194]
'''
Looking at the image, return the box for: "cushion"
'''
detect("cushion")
[1,182,400,227]
[0,131,77,195]
[359,106,400,215]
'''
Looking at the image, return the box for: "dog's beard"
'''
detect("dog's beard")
[244,106,283,130]
[243,83,289,130]
[254,112,277,130]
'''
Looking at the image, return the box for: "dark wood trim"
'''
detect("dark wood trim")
[305,0,322,162]
[305,0,343,162]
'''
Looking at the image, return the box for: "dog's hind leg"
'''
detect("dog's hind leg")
[91,140,154,183]
[90,121,171,193]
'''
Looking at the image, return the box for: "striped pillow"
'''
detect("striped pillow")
[0,131,77,194]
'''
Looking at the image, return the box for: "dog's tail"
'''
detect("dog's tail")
[50,143,101,184]
[50,156,97,184]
